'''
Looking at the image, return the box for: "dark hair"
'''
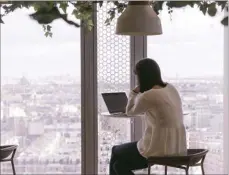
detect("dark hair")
[134,58,166,93]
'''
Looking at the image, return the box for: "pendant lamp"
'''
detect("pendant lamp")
[116,1,162,36]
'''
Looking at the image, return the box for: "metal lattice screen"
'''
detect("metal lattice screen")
[97,2,131,174]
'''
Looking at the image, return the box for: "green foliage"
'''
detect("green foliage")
[0,1,93,37]
[0,1,228,37]
[43,24,52,37]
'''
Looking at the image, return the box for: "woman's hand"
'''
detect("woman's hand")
[133,86,140,93]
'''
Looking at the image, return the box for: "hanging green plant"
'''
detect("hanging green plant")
[0,1,228,37]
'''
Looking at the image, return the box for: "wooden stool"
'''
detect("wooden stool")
[0,145,18,175]
[147,149,208,175]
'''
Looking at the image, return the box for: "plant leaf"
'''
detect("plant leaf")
[0,15,4,24]
[98,1,103,7]
[215,1,227,11]
[42,24,46,31]
[30,7,60,25]
[199,2,208,15]
[59,2,68,14]
[45,31,52,38]
[105,18,111,26]
[221,16,228,26]
[87,19,93,26]
[45,32,49,37]
[47,25,52,32]
[207,2,217,17]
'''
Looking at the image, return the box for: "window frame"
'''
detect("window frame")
[130,36,147,141]
[223,9,229,174]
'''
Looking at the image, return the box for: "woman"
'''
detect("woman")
[109,58,187,175]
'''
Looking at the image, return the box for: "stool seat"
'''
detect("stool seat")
[147,149,208,175]
[0,145,18,175]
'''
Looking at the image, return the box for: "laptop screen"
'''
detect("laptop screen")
[101,92,128,113]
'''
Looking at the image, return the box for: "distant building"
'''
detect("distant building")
[188,131,223,174]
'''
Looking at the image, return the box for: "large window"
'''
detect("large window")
[147,7,224,174]
[1,3,226,175]
[1,9,81,174]
[97,4,131,174]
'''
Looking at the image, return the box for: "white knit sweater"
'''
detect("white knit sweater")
[126,83,187,157]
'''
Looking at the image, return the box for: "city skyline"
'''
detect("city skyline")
[0,78,223,174]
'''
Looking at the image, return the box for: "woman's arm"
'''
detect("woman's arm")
[125,91,148,116]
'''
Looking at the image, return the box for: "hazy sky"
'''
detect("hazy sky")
[0,5,225,79]
[148,6,225,78]
[1,8,81,79]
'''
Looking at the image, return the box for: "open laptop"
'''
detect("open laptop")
[101,92,128,115]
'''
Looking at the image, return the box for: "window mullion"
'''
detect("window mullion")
[130,36,147,142]
[81,3,98,175]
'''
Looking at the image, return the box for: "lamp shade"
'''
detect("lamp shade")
[116,1,162,36]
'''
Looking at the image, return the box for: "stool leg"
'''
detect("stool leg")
[11,160,16,175]
[147,165,151,175]
[185,168,189,175]
[165,166,167,175]
[201,165,205,175]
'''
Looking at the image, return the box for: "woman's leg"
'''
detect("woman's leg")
[109,142,148,175]
[109,145,118,175]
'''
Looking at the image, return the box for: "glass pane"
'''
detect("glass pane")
[1,9,81,174]
[147,7,224,174]
[97,3,131,174]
